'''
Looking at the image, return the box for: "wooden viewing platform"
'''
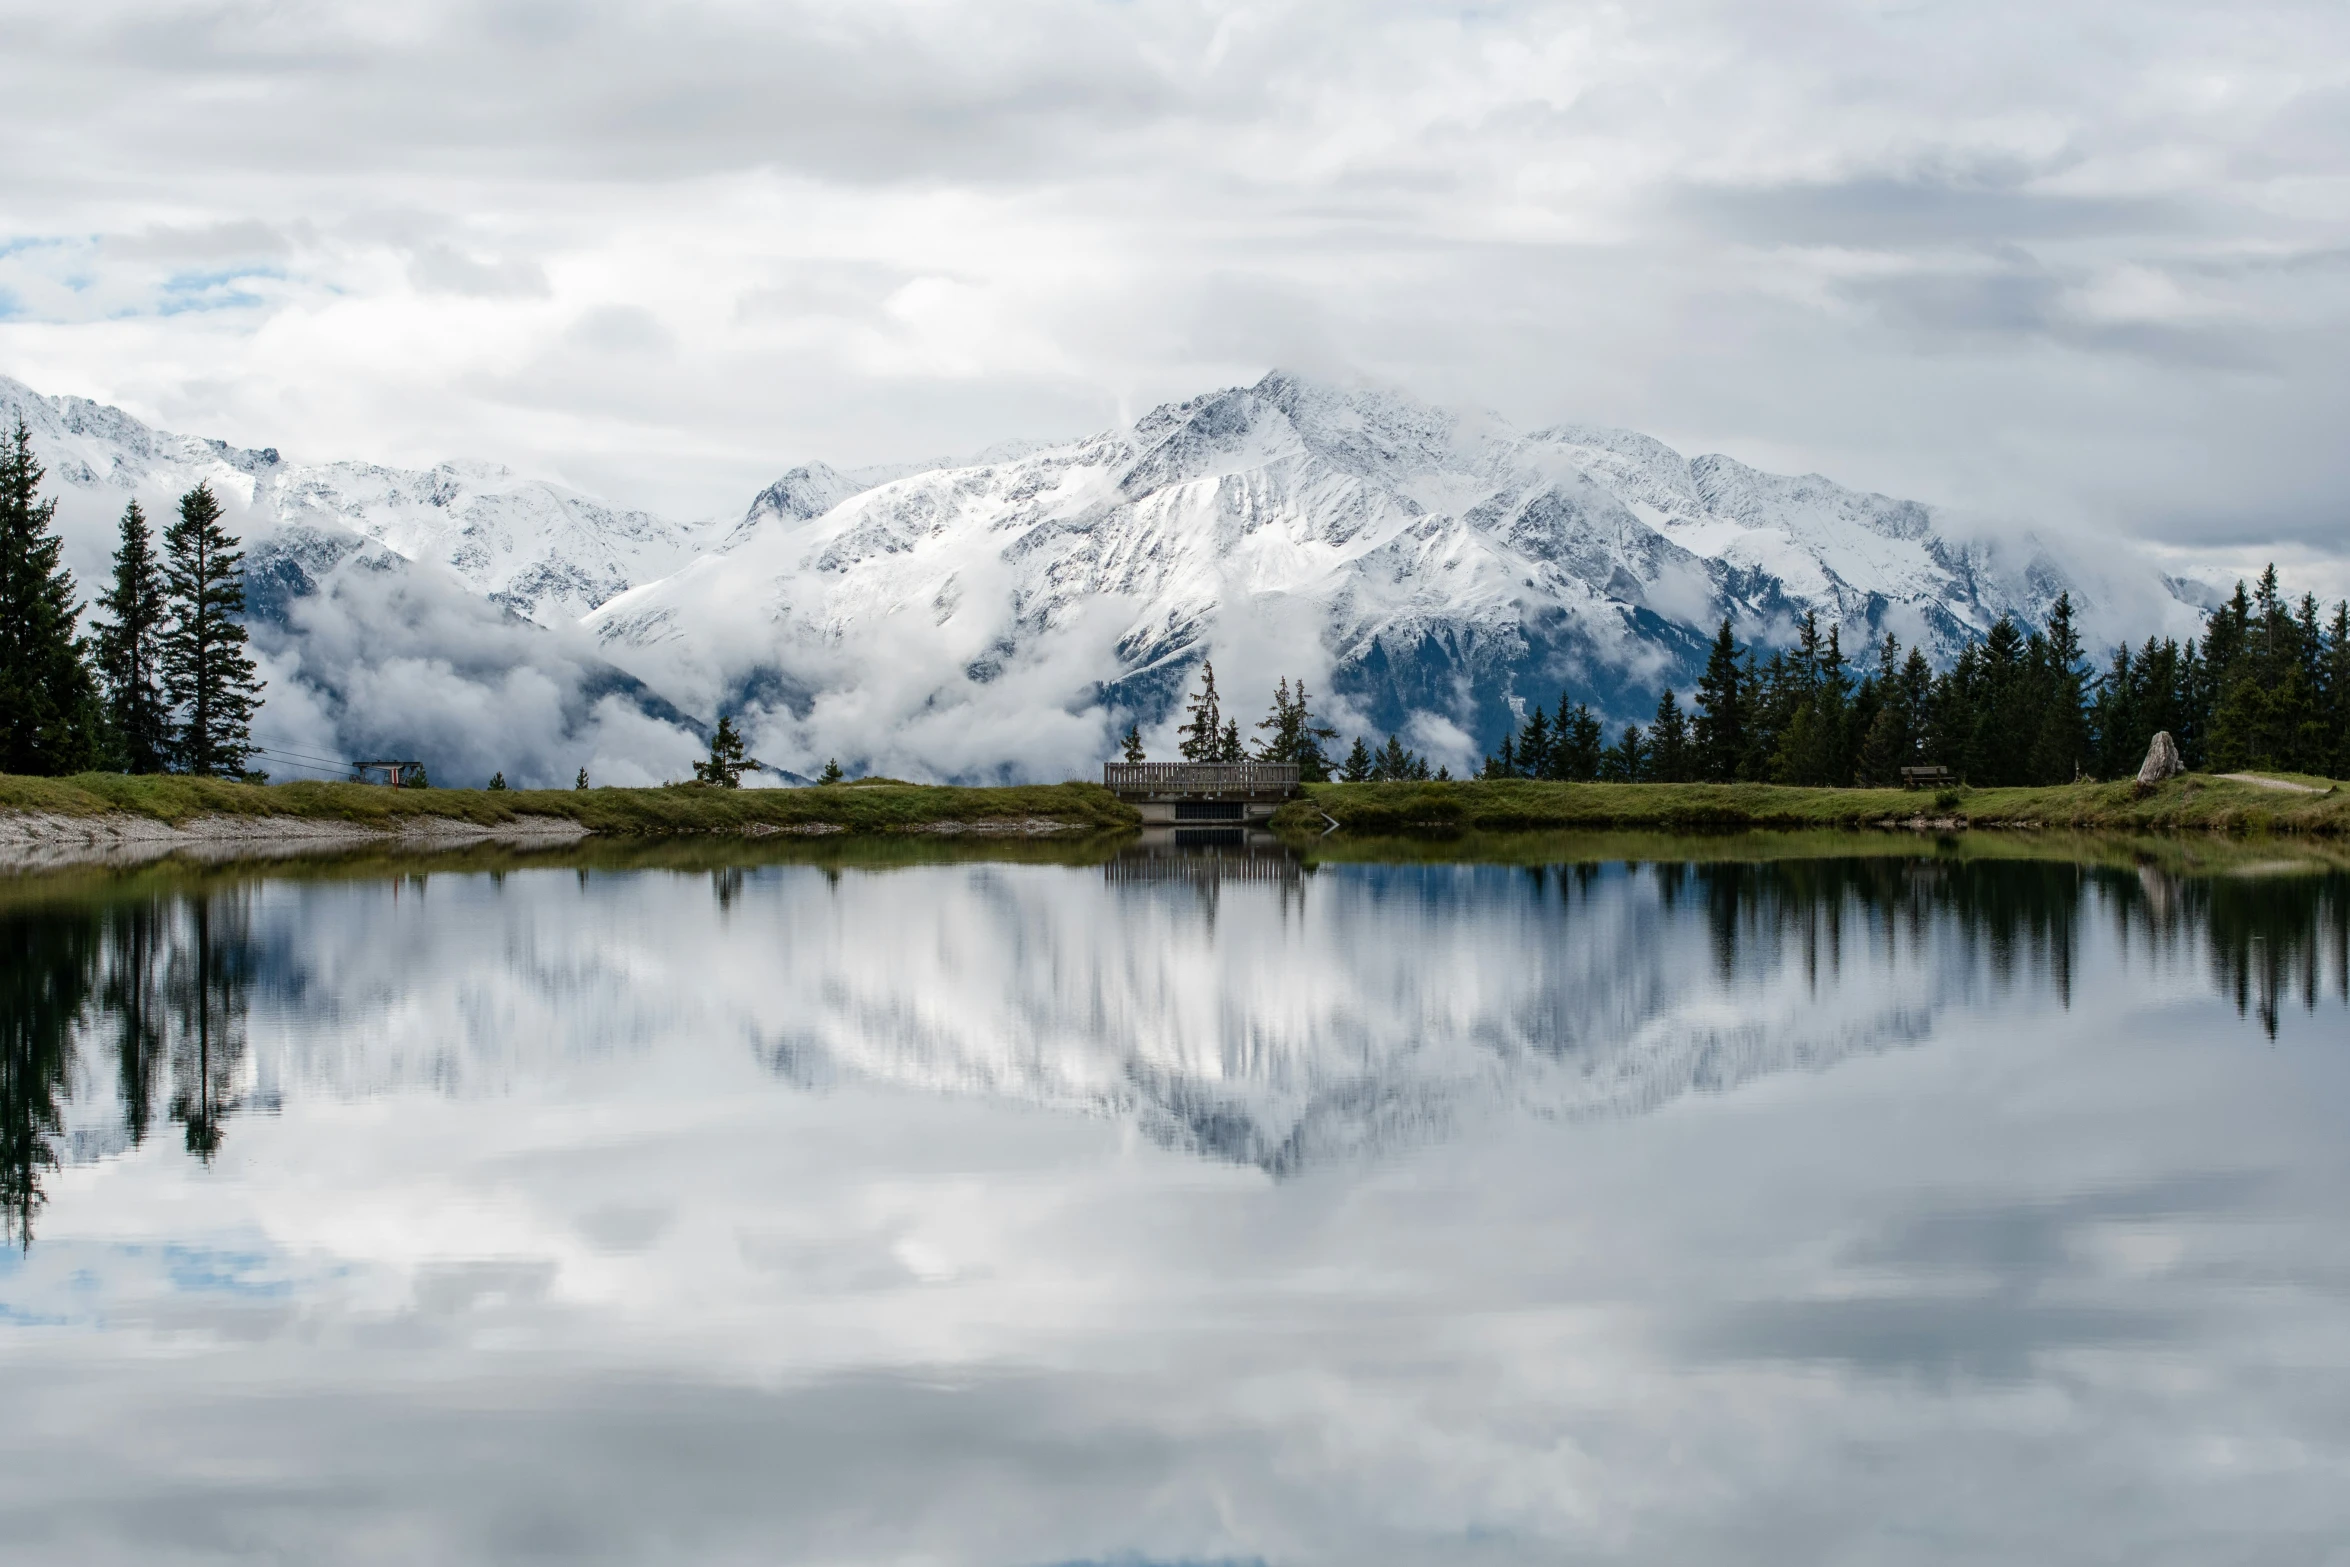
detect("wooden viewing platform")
[1102,762,1301,825]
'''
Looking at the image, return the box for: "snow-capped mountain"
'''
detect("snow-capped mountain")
[0,376,711,787]
[0,375,721,627]
[590,372,2205,779]
[2,369,2208,784]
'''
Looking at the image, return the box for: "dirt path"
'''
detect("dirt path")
[2217,773,2332,795]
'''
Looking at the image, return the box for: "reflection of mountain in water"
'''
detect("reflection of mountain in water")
[1,855,2345,1239]
[757,852,2350,1174]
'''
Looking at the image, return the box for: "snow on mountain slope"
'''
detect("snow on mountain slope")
[3,368,2208,785]
[591,371,2206,781]
[0,376,709,785]
[0,375,722,627]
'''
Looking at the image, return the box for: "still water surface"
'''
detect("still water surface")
[3,837,2348,1564]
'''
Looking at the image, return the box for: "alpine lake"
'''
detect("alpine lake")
[2,826,2346,1566]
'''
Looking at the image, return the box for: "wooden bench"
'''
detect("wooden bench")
[1900,765,1955,790]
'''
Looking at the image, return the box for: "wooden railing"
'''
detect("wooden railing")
[1102,762,1302,799]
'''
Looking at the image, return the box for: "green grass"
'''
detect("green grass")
[9,769,2349,853]
[1294,825,2350,876]
[0,773,1140,835]
[1271,773,2350,838]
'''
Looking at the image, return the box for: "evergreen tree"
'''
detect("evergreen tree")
[92,501,171,773]
[1648,690,1691,782]
[1340,735,1374,783]
[2328,602,2350,777]
[1120,724,1146,763]
[1773,625,1854,786]
[1857,640,1930,786]
[1560,703,1604,781]
[1251,677,1339,780]
[0,417,101,775]
[1177,661,1223,762]
[1691,619,1747,782]
[1514,703,1552,780]
[1481,733,1516,779]
[486,772,507,791]
[2028,593,2091,781]
[817,758,844,784]
[1599,724,1647,782]
[693,715,760,788]
[1218,717,1244,762]
[158,484,262,777]
[1372,733,1417,781]
[575,767,590,790]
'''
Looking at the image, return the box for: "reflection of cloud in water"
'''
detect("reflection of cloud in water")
[0,854,2346,1565]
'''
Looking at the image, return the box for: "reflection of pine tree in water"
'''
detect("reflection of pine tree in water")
[1677,857,2349,1038]
[167,896,253,1163]
[102,900,170,1146]
[0,910,97,1248]
[2142,874,2348,1039]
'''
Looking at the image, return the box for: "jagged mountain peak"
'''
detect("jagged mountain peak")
[580,370,2208,780]
[3,368,2211,785]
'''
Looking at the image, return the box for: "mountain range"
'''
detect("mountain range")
[0,371,2208,785]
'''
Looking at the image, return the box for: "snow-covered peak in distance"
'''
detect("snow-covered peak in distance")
[0,368,2213,784]
[0,375,722,627]
[587,369,2208,781]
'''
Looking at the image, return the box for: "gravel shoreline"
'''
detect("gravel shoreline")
[0,809,1092,872]
[0,810,594,873]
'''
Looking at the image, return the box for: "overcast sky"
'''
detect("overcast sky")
[2,0,2345,588]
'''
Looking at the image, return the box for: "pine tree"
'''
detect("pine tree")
[158,484,262,777]
[1217,717,1244,762]
[817,757,844,784]
[1373,734,1416,781]
[1561,704,1604,781]
[1692,619,1746,782]
[92,501,171,774]
[1251,677,1339,780]
[1120,724,1146,763]
[1177,662,1223,762]
[1340,735,1374,782]
[1649,690,1691,782]
[693,715,760,788]
[486,772,508,791]
[2029,592,2091,781]
[0,417,101,775]
[2328,602,2350,778]
[1599,724,1647,782]
[575,767,590,790]
[1515,703,1553,780]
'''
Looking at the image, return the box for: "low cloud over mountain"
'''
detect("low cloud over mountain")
[4,371,2206,784]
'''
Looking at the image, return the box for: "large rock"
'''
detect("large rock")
[2137,730,2184,786]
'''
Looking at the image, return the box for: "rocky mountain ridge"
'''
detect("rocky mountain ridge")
[1,370,2205,783]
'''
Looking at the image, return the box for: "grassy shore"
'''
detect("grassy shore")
[4,769,2347,847]
[1271,772,2350,838]
[0,772,1140,835]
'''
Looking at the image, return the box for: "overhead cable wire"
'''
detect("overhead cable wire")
[251,745,358,769]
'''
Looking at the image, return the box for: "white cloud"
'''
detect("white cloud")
[0,0,2343,572]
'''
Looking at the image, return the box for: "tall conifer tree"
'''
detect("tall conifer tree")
[1177,661,1223,762]
[93,501,172,773]
[0,417,100,775]
[1692,619,1746,782]
[159,483,263,777]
